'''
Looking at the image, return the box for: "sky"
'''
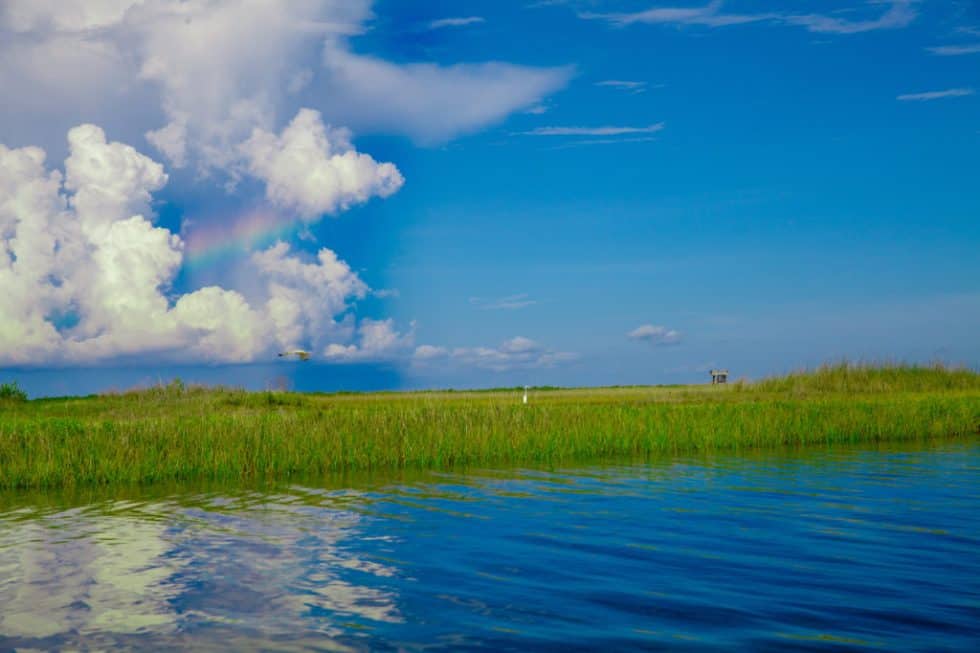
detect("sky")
[1,0,978,397]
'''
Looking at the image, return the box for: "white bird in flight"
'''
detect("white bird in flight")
[278,350,311,361]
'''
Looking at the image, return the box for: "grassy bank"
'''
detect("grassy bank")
[1,364,978,489]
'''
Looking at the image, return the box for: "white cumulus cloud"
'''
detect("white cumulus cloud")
[241,108,403,219]
[0,2,576,368]
[130,0,370,172]
[0,125,388,366]
[0,125,268,364]
[64,124,168,239]
[1,0,571,168]
[252,241,368,353]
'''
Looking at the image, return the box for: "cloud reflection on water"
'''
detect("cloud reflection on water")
[1,443,978,651]
[0,492,401,648]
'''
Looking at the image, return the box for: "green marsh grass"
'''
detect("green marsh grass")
[1,364,978,488]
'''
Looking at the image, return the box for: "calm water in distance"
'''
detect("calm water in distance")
[1,440,978,651]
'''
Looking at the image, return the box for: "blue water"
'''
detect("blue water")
[1,441,978,651]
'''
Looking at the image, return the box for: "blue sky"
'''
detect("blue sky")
[1,0,978,396]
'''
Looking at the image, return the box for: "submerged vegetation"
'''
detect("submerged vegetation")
[1,364,978,489]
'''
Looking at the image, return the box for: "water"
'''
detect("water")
[1,441,978,651]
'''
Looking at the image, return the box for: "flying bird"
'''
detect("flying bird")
[278,350,311,361]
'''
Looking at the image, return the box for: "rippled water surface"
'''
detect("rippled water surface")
[1,441,979,651]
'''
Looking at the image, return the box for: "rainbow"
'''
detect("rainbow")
[181,208,299,270]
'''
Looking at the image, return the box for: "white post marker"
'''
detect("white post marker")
[523,385,529,404]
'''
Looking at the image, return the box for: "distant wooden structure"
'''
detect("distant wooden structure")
[710,369,729,384]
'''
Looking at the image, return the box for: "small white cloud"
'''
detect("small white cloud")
[500,336,538,354]
[527,0,572,7]
[784,0,916,35]
[628,324,682,346]
[520,123,665,136]
[321,332,578,371]
[581,0,916,34]
[429,16,485,30]
[240,108,404,219]
[524,104,549,115]
[546,136,659,149]
[469,293,537,310]
[450,337,577,371]
[596,80,648,93]
[413,344,448,360]
[581,1,774,28]
[897,88,975,102]
[926,43,980,56]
